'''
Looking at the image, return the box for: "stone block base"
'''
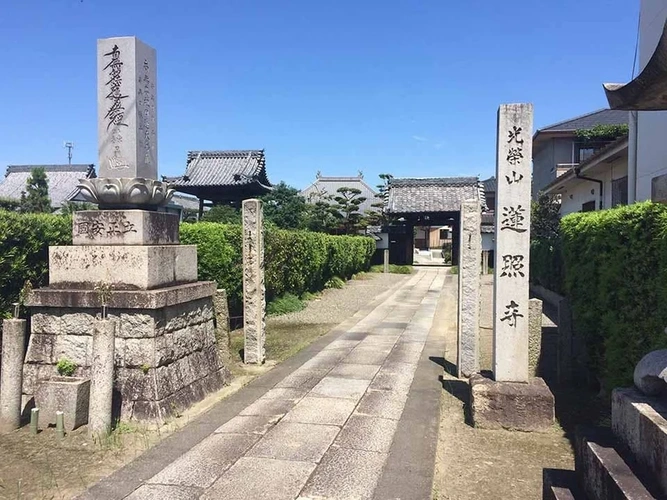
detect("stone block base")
[34,377,90,431]
[612,387,667,497]
[48,245,197,290]
[73,210,179,246]
[469,373,555,432]
[541,469,582,500]
[23,282,230,421]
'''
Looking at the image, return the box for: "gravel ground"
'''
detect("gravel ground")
[269,272,407,327]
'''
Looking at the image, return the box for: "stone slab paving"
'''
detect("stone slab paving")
[78,268,446,500]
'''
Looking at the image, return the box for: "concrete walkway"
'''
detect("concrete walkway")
[80,268,447,500]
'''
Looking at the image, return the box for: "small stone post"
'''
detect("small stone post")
[243,199,266,364]
[528,298,543,376]
[482,250,489,275]
[493,103,533,383]
[457,200,481,377]
[383,249,389,273]
[89,319,116,436]
[0,319,26,432]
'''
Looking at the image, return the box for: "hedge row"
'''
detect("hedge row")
[180,222,376,312]
[0,211,376,318]
[0,211,71,316]
[531,202,667,389]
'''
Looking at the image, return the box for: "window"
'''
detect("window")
[439,229,449,240]
[581,200,596,212]
[611,176,628,207]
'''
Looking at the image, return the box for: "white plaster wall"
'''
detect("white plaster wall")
[557,157,628,216]
[481,232,494,252]
[636,0,667,200]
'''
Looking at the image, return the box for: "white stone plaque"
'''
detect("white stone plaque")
[493,103,533,383]
[97,36,157,180]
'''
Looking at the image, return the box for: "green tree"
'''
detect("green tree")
[260,181,308,229]
[531,192,561,241]
[334,187,366,234]
[201,204,242,224]
[305,196,341,233]
[20,168,52,213]
[365,173,394,226]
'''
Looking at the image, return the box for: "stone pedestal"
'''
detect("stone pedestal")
[242,199,266,364]
[469,373,554,432]
[23,210,230,421]
[457,200,481,378]
[34,377,90,431]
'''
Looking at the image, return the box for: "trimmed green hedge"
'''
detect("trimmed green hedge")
[560,202,667,389]
[0,211,72,316]
[530,238,564,295]
[0,212,375,318]
[180,222,375,312]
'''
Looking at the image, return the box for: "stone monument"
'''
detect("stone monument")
[22,36,230,421]
[242,199,266,364]
[457,199,481,378]
[469,103,554,432]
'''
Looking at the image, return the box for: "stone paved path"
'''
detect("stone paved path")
[80,268,447,500]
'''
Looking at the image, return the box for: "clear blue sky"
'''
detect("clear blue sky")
[0,0,639,189]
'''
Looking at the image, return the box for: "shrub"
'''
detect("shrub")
[267,293,305,316]
[56,358,77,377]
[0,210,72,316]
[560,202,667,389]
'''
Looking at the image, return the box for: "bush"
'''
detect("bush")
[0,210,72,317]
[180,223,375,314]
[560,202,667,389]
[267,293,305,316]
[56,358,77,377]
[369,264,413,274]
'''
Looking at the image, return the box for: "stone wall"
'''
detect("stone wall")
[23,293,230,420]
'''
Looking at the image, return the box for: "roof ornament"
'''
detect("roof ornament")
[358,170,364,179]
[316,170,322,179]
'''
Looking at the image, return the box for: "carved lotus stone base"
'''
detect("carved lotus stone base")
[77,178,174,210]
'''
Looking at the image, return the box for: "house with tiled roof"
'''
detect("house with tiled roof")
[532,109,629,199]
[0,164,96,210]
[300,173,379,214]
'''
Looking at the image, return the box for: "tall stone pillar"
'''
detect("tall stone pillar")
[0,319,26,432]
[243,199,266,364]
[457,200,481,377]
[493,103,533,383]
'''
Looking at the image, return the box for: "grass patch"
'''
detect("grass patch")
[266,293,305,316]
[450,266,459,274]
[352,272,373,280]
[324,276,345,289]
[369,264,413,274]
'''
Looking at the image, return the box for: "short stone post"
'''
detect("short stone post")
[482,250,489,275]
[243,199,266,364]
[89,319,116,436]
[493,103,533,383]
[383,249,389,273]
[528,298,543,376]
[457,200,481,377]
[0,319,27,432]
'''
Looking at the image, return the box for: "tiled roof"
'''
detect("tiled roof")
[482,176,496,193]
[301,176,379,213]
[171,150,271,188]
[170,192,204,211]
[536,109,628,135]
[387,177,479,214]
[0,164,96,208]
[481,211,495,233]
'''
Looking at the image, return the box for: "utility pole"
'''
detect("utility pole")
[63,141,74,165]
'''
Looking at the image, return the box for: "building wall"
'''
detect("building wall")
[557,156,628,216]
[636,0,667,200]
[481,233,494,252]
[532,136,575,198]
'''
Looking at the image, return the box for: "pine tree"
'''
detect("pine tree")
[21,168,52,213]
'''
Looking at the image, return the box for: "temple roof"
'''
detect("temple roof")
[169,150,272,201]
[604,19,667,110]
[387,177,480,214]
[0,164,96,208]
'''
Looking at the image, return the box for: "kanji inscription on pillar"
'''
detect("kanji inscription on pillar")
[242,199,266,364]
[493,103,533,383]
